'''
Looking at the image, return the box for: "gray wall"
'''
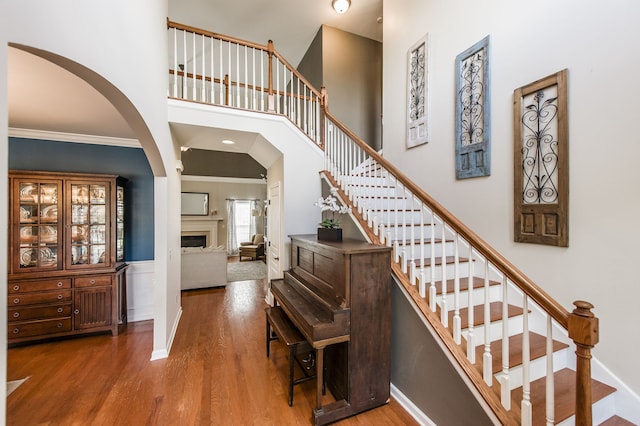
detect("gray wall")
[297,26,382,151]
[391,281,494,425]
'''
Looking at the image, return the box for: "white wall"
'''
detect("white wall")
[383,0,640,395]
[2,1,182,366]
[0,0,9,415]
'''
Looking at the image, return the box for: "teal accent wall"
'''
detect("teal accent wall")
[9,138,154,261]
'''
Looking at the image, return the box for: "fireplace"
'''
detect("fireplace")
[181,235,207,248]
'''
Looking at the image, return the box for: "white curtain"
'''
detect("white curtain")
[250,199,259,237]
[226,200,238,255]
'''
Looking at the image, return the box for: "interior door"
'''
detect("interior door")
[267,182,282,298]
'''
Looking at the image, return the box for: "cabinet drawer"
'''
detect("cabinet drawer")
[75,275,112,288]
[9,290,72,306]
[8,318,72,339]
[9,303,72,322]
[9,278,71,293]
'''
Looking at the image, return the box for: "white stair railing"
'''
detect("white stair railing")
[323,114,599,425]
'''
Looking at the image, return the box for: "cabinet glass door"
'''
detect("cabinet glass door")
[69,182,109,268]
[16,180,62,271]
[116,185,125,262]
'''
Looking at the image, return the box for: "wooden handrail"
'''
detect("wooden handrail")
[168,19,268,52]
[323,108,570,328]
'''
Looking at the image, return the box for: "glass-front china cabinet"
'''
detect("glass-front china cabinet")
[8,171,128,344]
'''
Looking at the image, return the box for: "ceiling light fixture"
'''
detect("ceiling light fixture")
[332,0,351,14]
[221,139,235,145]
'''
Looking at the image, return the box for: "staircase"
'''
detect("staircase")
[321,152,632,425]
[165,20,638,425]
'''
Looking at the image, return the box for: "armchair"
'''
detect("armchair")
[239,233,265,261]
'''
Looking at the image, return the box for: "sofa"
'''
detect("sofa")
[181,246,228,289]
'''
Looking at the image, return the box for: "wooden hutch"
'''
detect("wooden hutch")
[7,170,128,344]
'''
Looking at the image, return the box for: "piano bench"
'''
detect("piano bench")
[266,306,316,406]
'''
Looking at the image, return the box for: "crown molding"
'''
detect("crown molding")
[8,127,141,148]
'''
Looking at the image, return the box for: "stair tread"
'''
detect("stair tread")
[440,276,500,294]
[511,368,617,425]
[474,332,570,374]
[445,301,524,328]
[600,416,638,426]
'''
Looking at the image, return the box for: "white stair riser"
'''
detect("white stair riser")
[382,225,436,241]
[462,316,524,347]
[357,197,414,210]
[349,186,400,197]
[410,262,472,281]
[373,211,430,224]
[435,284,501,307]
[344,176,390,187]
[500,348,570,390]
[398,241,455,259]
[557,393,616,426]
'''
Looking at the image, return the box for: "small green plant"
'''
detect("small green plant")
[314,188,352,228]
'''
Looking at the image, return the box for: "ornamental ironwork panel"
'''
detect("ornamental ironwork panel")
[521,87,559,204]
[407,34,429,148]
[455,35,491,179]
[513,69,569,247]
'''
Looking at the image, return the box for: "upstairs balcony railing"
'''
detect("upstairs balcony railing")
[168,20,324,147]
[167,20,600,426]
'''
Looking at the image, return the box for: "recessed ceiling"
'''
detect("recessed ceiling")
[8,1,382,150]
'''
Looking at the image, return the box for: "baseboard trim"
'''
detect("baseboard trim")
[390,383,435,426]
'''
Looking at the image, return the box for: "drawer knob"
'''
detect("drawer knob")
[12,328,19,334]
[90,279,96,285]
[13,312,20,318]
[57,294,63,300]
[13,285,20,291]
[57,323,63,328]
[57,307,64,313]
[13,298,20,304]
[57,281,63,287]
[74,309,80,314]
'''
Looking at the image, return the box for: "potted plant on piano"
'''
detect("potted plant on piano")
[314,187,351,241]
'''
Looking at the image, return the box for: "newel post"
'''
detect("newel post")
[567,300,599,426]
[267,40,275,112]
[320,86,328,150]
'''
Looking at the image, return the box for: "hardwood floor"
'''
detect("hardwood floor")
[7,277,417,425]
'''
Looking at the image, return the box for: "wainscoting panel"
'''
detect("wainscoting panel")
[125,260,155,322]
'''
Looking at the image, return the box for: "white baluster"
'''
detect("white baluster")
[182,31,187,99]
[521,295,532,426]
[429,213,437,312]
[210,38,214,103]
[192,33,197,100]
[545,316,554,426]
[172,29,178,97]
[466,247,475,364]
[201,34,206,102]
[440,222,448,327]
[483,261,493,386]
[499,276,511,409]
[453,234,461,344]
[418,203,426,298]
[219,39,223,105]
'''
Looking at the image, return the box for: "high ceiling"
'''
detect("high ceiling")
[8,1,382,146]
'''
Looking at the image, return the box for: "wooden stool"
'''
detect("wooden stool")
[265,306,316,406]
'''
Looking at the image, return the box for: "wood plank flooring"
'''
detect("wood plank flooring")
[7,277,417,425]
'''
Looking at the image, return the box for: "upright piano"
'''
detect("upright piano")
[270,234,392,425]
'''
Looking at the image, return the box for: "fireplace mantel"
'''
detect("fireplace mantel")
[181,217,223,248]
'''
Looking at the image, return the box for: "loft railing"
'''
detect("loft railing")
[167,20,324,147]
[166,20,599,425]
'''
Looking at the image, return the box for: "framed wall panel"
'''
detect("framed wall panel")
[455,35,491,179]
[406,34,429,149]
[513,69,569,247]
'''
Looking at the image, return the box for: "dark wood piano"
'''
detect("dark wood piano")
[271,234,392,425]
